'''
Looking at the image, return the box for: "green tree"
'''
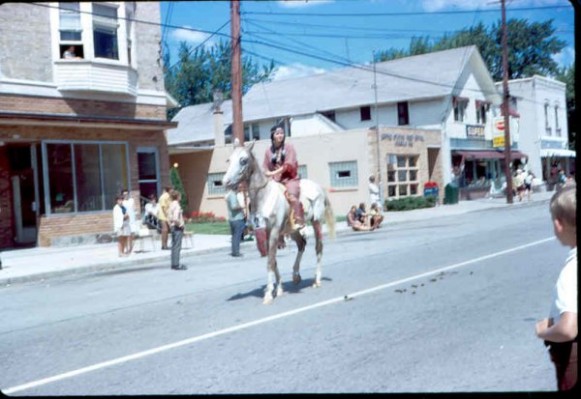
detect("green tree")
[554,62,576,149]
[376,19,565,81]
[164,39,275,120]
[170,165,188,213]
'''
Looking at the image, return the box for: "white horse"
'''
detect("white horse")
[222,141,336,304]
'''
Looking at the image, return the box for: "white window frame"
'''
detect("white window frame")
[207,172,226,196]
[386,154,420,199]
[50,2,131,66]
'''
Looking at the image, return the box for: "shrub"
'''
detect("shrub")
[188,211,226,223]
[385,196,436,212]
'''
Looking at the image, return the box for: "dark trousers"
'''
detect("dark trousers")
[548,341,577,391]
[229,219,246,256]
[171,227,183,267]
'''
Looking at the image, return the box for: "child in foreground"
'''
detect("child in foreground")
[535,183,577,391]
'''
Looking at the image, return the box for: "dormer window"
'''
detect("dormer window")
[453,97,468,122]
[475,100,489,124]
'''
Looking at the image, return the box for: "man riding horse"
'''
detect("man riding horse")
[263,125,305,230]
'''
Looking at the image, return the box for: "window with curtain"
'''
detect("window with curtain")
[397,102,409,125]
[93,3,119,60]
[453,97,468,122]
[59,2,84,59]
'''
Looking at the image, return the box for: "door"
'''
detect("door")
[10,144,39,245]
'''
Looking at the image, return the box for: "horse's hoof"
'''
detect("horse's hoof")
[263,296,273,305]
[276,288,284,297]
[293,274,302,284]
[312,281,321,288]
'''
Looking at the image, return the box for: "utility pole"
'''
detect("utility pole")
[230,0,243,144]
[372,51,382,206]
[501,0,513,203]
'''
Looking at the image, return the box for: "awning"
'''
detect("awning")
[453,150,527,160]
[540,148,576,158]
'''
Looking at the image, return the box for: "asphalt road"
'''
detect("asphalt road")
[0,201,565,395]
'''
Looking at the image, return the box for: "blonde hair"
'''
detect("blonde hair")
[550,183,576,227]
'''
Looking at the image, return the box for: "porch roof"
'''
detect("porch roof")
[453,149,527,160]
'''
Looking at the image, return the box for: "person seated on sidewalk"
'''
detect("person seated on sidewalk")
[346,205,374,232]
[369,202,384,229]
[355,202,371,227]
[142,194,161,232]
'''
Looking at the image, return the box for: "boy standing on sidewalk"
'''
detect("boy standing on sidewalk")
[535,183,577,392]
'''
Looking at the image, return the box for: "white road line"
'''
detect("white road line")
[3,237,554,394]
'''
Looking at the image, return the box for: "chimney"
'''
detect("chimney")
[213,90,225,147]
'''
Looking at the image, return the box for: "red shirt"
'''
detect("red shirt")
[263,142,299,183]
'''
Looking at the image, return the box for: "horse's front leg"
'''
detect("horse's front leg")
[312,221,324,288]
[264,228,280,304]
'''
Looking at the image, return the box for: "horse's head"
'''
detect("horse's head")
[222,139,256,190]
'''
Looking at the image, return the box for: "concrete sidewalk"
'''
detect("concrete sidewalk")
[0,191,554,287]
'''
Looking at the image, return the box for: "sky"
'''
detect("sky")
[160,0,575,81]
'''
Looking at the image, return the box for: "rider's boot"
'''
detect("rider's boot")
[291,201,305,230]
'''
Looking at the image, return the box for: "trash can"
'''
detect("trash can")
[444,183,459,205]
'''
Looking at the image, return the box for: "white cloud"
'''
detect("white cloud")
[170,26,215,47]
[422,0,567,12]
[552,46,575,68]
[271,63,327,81]
[278,0,334,8]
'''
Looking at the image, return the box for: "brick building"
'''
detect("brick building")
[0,2,176,248]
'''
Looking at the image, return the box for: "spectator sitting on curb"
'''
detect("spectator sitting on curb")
[355,202,371,227]
[369,202,384,229]
[346,205,374,232]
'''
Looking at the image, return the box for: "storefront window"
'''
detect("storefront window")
[44,141,128,214]
[75,144,101,211]
[102,144,128,208]
[47,144,74,213]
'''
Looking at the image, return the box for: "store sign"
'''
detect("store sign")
[381,133,424,147]
[492,116,519,148]
[466,124,485,138]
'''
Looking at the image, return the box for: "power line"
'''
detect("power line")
[244,20,355,66]
[165,20,230,72]
[23,1,568,109]
[242,37,568,110]
[242,5,571,17]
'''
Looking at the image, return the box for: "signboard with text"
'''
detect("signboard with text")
[492,116,519,148]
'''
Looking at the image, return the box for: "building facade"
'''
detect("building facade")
[167,47,504,217]
[494,75,574,186]
[0,2,175,248]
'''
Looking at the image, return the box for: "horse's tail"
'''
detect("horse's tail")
[323,193,336,240]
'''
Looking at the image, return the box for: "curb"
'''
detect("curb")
[0,196,552,287]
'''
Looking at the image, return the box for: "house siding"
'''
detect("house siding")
[0,3,53,81]
[0,2,172,249]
